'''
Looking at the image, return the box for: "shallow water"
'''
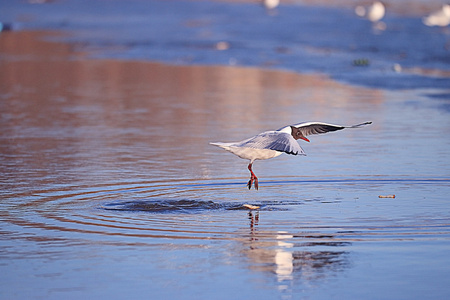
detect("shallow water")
[1,2,450,300]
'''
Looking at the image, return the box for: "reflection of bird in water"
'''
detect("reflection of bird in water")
[243,223,350,285]
[423,4,450,27]
[355,1,386,31]
[248,211,259,236]
[210,121,371,190]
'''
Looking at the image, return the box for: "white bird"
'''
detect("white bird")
[355,1,385,22]
[367,1,385,22]
[423,4,450,27]
[210,121,372,189]
[263,0,280,11]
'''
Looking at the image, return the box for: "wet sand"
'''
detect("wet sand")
[1,4,450,300]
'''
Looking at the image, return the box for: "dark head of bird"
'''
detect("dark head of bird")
[290,126,310,142]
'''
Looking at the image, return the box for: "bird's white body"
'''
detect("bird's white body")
[209,141,284,162]
[210,129,306,163]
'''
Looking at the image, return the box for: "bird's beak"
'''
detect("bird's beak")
[300,136,310,142]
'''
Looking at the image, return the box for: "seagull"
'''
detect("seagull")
[423,4,450,27]
[262,0,280,16]
[355,1,386,31]
[355,1,385,22]
[263,0,279,10]
[210,121,372,190]
[367,1,385,23]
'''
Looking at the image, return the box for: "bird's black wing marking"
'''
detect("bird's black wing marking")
[293,121,371,136]
[297,123,345,136]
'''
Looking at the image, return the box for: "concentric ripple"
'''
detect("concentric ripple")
[3,176,450,249]
[2,174,450,298]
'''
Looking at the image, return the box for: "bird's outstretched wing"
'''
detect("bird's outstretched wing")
[282,121,371,137]
[236,131,306,155]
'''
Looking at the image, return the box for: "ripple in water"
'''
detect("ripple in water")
[2,175,450,300]
[3,176,449,245]
[104,199,226,213]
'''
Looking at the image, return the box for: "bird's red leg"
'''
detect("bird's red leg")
[247,163,259,190]
[247,163,253,189]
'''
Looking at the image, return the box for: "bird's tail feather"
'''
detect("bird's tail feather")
[209,142,233,149]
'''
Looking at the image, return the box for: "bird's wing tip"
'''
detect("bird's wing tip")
[351,121,372,127]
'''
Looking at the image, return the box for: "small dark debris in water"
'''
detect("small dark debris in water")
[378,194,396,198]
[353,58,370,66]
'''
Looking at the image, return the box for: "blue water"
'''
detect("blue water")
[1,1,450,299]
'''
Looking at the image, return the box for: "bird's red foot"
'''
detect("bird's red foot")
[247,176,258,190]
[247,163,259,190]
[247,178,258,190]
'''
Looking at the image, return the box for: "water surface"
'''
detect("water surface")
[1,7,450,300]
